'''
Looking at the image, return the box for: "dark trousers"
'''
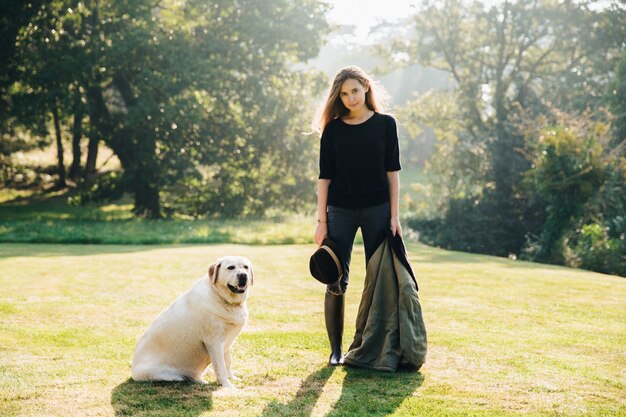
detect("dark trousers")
[326,202,390,295]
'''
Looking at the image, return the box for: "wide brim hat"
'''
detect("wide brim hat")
[309,238,343,285]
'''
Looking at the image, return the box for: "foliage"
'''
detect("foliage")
[0,1,47,124]
[68,172,126,206]
[523,124,607,262]
[388,0,625,272]
[608,48,626,147]
[565,150,626,275]
[568,221,626,276]
[3,0,330,218]
[396,90,487,209]
[407,191,539,257]
[159,71,326,217]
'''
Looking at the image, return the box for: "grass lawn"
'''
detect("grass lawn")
[0,166,428,245]
[0,242,624,416]
[0,190,317,245]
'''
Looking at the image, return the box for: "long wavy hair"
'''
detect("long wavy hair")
[312,65,389,133]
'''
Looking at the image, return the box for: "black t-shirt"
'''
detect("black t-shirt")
[318,112,401,208]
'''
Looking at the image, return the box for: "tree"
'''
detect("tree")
[396,90,490,213]
[608,48,626,147]
[524,124,606,262]
[385,0,624,255]
[0,1,49,123]
[8,0,93,189]
[0,1,53,185]
[7,0,329,217]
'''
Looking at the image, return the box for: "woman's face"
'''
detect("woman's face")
[339,78,368,112]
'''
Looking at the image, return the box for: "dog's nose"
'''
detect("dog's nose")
[237,273,248,286]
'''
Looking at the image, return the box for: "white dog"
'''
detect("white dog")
[131,256,253,388]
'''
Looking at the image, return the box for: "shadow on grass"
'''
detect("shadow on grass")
[110,378,216,417]
[259,365,424,417]
[260,366,336,417]
[329,367,424,417]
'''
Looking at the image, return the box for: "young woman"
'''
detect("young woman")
[313,65,402,366]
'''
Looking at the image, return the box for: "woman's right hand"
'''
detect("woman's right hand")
[314,222,328,247]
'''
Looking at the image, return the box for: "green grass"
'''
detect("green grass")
[0,192,316,245]
[0,242,624,416]
[0,214,315,244]
[0,167,427,245]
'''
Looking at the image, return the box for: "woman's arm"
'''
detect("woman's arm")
[387,171,402,237]
[314,179,331,246]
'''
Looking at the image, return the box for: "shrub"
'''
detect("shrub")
[568,220,626,277]
[406,192,534,257]
[68,172,125,206]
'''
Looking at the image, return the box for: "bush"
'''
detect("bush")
[68,172,125,206]
[568,220,626,277]
[523,125,606,263]
[406,192,535,257]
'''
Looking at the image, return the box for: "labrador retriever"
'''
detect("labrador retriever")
[131,256,253,388]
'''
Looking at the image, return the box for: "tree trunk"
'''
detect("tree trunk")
[85,118,99,181]
[119,141,161,219]
[84,0,101,183]
[535,204,571,264]
[51,104,66,188]
[86,84,161,218]
[132,178,161,219]
[68,92,83,181]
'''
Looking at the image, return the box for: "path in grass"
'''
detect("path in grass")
[0,243,624,417]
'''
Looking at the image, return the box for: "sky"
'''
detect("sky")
[325,0,418,40]
[325,0,418,28]
[324,0,509,42]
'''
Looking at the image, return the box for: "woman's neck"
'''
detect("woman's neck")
[346,107,373,121]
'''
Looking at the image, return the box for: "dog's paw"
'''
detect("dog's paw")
[218,383,237,392]
[228,370,242,381]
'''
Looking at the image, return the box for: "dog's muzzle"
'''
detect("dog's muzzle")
[228,273,248,294]
[227,284,247,294]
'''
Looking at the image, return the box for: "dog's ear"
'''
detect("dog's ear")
[249,263,254,286]
[208,261,221,285]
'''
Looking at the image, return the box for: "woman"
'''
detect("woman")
[313,65,402,366]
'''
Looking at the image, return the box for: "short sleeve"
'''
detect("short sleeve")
[319,126,335,179]
[385,116,401,171]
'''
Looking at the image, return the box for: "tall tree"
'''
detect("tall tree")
[609,48,626,147]
[8,0,329,217]
[384,0,624,255]
[0,1,51,172]
[84,0,328,217]
[8,1,86,188]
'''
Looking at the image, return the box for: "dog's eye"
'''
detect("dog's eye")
[227,266,235,270]
[243,265,249,269]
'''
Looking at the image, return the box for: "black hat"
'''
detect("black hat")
[309,238,343,285]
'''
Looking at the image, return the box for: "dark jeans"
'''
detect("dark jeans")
[326,202,390,295]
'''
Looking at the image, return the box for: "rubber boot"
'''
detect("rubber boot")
[324,292,345,366]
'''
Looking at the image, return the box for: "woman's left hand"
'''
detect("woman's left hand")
[390,217,402,237]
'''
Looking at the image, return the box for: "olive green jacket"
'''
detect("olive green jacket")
[343,232,427,371]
